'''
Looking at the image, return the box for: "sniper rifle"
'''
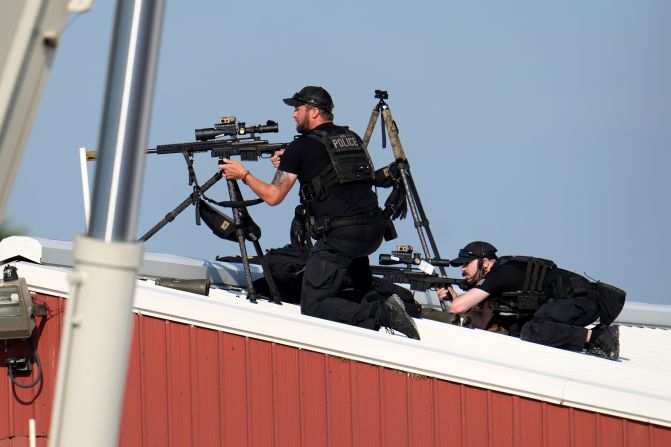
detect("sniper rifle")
[371,264,468,292]
[372,247,468,292]
[140,116,289,304]
[147,117,288,161]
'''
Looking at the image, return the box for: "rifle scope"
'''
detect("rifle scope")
[379,253,451,267]
[195,120,279,142]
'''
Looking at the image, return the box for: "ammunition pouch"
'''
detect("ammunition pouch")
[310,215,332,237]
[299,181,320,204]
[516,292,544,312]
[491,291,547,315]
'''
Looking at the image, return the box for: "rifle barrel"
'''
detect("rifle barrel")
[371,265,467,289]
[146,139,288,157]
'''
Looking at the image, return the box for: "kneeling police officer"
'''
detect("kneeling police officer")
[438,241,625,360]
[219,86,419,340]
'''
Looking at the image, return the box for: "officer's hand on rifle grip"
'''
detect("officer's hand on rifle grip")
[437,286,456,302]
[218,158,245,180]
[271,150,284,169]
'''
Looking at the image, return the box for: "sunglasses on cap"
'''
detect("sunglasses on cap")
[458,249,480,259]
[458,248,496,259]
[290,92,319,107]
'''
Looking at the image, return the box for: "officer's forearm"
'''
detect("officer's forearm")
[450,288,490,314]
[244,174,285,206]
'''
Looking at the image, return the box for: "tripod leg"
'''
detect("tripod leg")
[403,171,445,261]
[362,108,380,148]
[398,166,450,311]
[228,180,282,304]
[402,169,447,267]
[379,104,445,267]
[381,107,407,161]
[379,102,451,310]
[397,166,432,258]
[227,179,258,303]
[138,171,223,242]
[251,239,282,305]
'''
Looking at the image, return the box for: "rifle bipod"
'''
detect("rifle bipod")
[138,153,281,304]
[214,178,282,304]
[363,90,450,310]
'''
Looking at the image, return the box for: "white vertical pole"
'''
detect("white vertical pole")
[78,147,91,230]
[48,0,165,446]
[29,418,36,447]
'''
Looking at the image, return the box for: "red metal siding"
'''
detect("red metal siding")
[380,367,409,446]
[220,332,248,446]
[0,293,64,447]
[271,344,300,447]
[2,295,671,447]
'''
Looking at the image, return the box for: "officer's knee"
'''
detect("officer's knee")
[300,295,318,316]
[520,322,537,342]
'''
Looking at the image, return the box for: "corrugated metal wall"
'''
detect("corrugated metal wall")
[2,293,671,446]
[0,293,63,447]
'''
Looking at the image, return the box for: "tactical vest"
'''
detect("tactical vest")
[299,126,375,205]
[488,256,625,325]
[489,256,557,314]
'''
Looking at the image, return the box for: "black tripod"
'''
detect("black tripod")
[363,90,450,310]
[139,152,281,304]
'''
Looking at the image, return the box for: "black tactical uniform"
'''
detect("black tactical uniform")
[450,241,623,358]
[279,122,386,329]
[474,260,601,351]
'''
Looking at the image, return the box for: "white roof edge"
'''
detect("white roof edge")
[615,301,671,327]
[3,236,670,326]
[14,260,671,428]
[0,236,263,286]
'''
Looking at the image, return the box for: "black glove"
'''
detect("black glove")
[374,161,403,188]
[374,166,393,188]
[384,180,407,220]
[290,205,310,248]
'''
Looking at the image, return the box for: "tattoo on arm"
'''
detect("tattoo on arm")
[272,170,288,188]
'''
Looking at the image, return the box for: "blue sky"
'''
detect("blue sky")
[7,1,670,304]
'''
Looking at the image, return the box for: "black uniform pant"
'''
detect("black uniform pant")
[520,295,600,352]
[301,218,385,330]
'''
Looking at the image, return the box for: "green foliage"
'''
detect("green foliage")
[0,218,28,241]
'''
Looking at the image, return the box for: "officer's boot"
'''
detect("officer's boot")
[376,294,421,340]
[586,325,620,360]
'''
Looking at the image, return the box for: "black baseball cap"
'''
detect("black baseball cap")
[450,241,498,267]
[283,86,334,112]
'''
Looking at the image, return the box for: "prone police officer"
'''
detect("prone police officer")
[438,241,625,360]
[219,86,419,340]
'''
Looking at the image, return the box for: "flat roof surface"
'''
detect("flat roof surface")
[11,251,671,429]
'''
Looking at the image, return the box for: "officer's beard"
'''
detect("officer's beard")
[463,268,482,287]
[464,274,479,287]
[296,115,311,133]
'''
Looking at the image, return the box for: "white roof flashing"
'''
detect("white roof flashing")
[12,258,671,428]
[0,236,263,285]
